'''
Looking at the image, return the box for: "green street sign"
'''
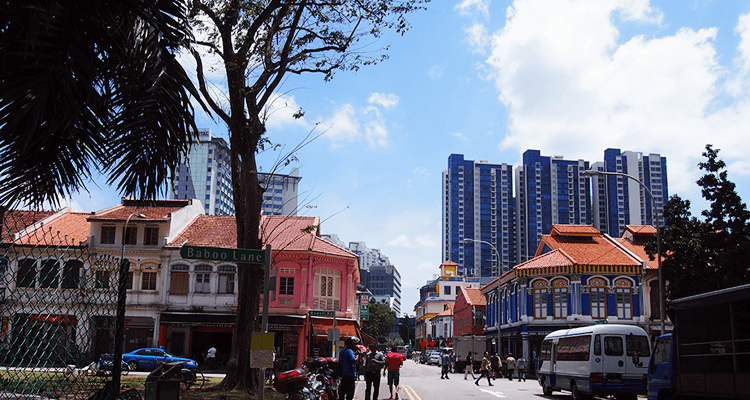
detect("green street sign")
[180,245,266,263]
[309,310,335,317]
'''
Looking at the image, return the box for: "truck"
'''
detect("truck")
[453,336,486,373]
[647,283,750,400]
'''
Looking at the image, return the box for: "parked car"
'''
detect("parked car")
[121,348,198,371]
[428,351,441,365]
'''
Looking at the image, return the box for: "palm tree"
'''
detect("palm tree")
[0,0,201,208]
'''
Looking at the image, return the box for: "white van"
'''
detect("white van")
[537,324,651,400]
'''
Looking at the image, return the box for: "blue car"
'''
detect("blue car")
[122,348,198,371]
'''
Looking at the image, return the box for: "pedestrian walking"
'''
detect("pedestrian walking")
[440,349,451,379]
[205,346,217,369]
[505,353,516,381]
[464,352,476,380]
[516,356,527,382]
[338,336,361,400]
[474,351,493,386]
[450,351,457,373]
[364,344,385,400]
[490,352,502,379]
[385,346,404,399]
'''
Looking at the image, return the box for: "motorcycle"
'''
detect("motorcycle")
[273,357,340,400]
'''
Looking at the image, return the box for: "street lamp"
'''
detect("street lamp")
[112,212,146,391]
[463,238,503,355]
[463,238,502,276]
[581,169,665,335]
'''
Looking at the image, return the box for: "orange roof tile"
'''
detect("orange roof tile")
[167,216,237,248]
[515,249,575,270]
[460,287,486,306]
[2,210,55,242]
[167,214,357,260]
[551,224,601,236]
[537,229,640,267]
[624,225,657,235]
[88,199,192,223]
[614,238,660,269]
[11,210,90,247]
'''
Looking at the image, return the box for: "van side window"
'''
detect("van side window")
[541,340,552,361]
[604,336,624,356]
[557,335,591,361]
[626,334,651,357]
[594,334,601,356]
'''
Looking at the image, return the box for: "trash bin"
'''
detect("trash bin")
[144,361,183,400]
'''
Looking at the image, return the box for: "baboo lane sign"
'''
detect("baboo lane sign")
[180,245,266,263]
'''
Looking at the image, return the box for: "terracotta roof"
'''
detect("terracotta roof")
[460,287,486,306]
[2,210,55,241]
[10,210,90,247]
[436,305,454,317]
[536,226,640,267]
[167,216,237,248]
[551,225,600,236]
[441,260,459,266]
[624,225,657,235]
[88,199,189,223]
[166,214,357,260]
[515,249,575,270]
[614,238,660,269]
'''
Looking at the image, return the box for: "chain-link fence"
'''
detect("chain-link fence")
[0,209,121,399]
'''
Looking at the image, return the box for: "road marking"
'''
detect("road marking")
[479,388,507,398]
[400,384,422,400]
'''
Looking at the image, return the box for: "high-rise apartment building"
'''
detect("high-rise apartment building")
[173,129,234,215]
[259,169,302,216]
[442,154,516,278]
[172,129,301,216]
[515,150,591,263]
[590,149,668,237]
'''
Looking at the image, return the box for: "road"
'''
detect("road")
[353,361,556,400]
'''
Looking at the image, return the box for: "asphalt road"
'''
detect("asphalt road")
[353,361,554,400]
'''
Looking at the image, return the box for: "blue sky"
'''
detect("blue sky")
[68,0,750,316]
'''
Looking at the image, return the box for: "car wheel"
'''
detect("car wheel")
[571,380,585,400]
[127,361,139,371]
[542,376,553,396]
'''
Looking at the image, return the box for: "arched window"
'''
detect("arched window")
[589,277,607,319]
[552,278,568,319]
[141,262,159,291]
[62,259,82,289]
[17,258,36,288]
[39,258,59,288]
[170,264,189,294]
[615,278,633,319]
[195,264,212,293]
[532,280,548,319]
[313,268,341,311]
[218,265,236,294]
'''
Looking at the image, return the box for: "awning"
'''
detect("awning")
[310,317,358,338]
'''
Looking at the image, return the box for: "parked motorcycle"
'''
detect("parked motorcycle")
[273,357,340,400]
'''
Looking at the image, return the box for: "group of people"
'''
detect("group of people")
[338,336,404,400]
[464,351,527,386]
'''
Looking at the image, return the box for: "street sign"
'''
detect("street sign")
[310,310,334,317]
[180,245,265,263]
[328,328,340,342]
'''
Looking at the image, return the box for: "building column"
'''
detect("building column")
[521,325,530,365]
[519,278,528,321]
[571,274,582,317]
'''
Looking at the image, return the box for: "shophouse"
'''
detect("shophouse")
[453,287,485,337]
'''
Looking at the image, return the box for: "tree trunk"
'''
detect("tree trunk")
[219,59,266,390]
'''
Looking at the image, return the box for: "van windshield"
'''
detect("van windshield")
[626,335,651,357]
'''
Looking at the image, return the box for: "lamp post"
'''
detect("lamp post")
[582,169,665,335]
[463,238,503,354]
[112,213,146,392]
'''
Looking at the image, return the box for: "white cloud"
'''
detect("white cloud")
[324,104,360,147]
[413,167,430,175]
[368,93,400,110]
[387,234,415,249]
[455,0,490,18]
[466,23,490,54]
[483,0,750,198]
[728,12,750,96]
[428,64,446,80]
[451,131,468,140]
[264,94,309,129]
